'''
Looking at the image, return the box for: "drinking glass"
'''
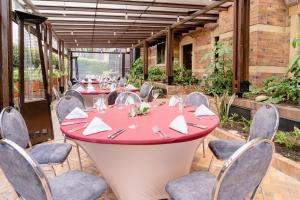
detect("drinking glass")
[178,96,184,113]
[152,89,160,107]
[128,104,137,129]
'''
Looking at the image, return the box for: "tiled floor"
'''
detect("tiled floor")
[0,104,300,200]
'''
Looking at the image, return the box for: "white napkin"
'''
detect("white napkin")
[83,117,112,136]
[194,104,215,116]
[125,84,137,90]
[75,85,85,92]
[96,99,107,110]
[87,85,96,92]
[169,115,188,134]
[65,107,88,120]
[125,96,135,105]
[168,96,179,107]
[88,78,92,83]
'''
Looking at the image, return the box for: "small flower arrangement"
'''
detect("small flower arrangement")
[128,102,151,117]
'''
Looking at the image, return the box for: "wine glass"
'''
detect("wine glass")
[128,104,137,129]
[152,89,160,107]
[177,96,184,113]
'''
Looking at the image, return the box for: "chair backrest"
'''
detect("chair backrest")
[212,138,274,200]
[118,78,127,87]
[184,92,209,107]
[56,95,85,122]
[0,107,29,149]
[52,87,61,101]
[0,139,52,200]
[67,80,73,88]
[115,92,142,105]
[107,90,119,105]
[248,104,279,141]
[65,89,85,106]
[71,83,84,90]
[140,82,152,99]
[147,87,154,102]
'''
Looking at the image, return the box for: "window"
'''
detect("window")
[157,42,165,64]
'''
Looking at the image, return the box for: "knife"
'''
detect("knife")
[187,122,208,129]
[61,120,89,126]
[107,129,126,139]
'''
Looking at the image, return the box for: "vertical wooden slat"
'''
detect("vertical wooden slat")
[129,49,133,68]
[143,41,149,80]
[166,27,174,85]
[18,19,25,114]
[61,40,65,90]
[0,0,13,109]
[70,52,73,81]
[121,53,126,77]
[48,25,53,92]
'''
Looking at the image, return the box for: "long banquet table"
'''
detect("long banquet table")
[61,103,219,200]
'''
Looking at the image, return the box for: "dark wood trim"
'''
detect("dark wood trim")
[70,52,73,81]
[143,41,149,80]
[121,53,126,78]
[18,19,25,114]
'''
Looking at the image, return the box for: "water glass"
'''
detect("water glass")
[178,96,184,113]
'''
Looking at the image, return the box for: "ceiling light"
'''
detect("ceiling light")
[151,32,154,36]
[177,16,180,22]
[76,44,78,47]
[71,31,73,35]
[108,40,111,44]
[75,39,77,43]
[125,12,128,20]
[114,32,116,36]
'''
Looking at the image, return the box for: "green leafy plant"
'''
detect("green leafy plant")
[128,102,150,117]
[202,41,233,95]
[241,117,252,134]
[214,91,236,127]
[128,58,144,82]
[148,66,165,82]
[275,127,300,149]
[173,67,200,85]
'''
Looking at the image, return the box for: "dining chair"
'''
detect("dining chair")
[67,80,73,88]
[71,83,85,90]
[166,137,274,200]
[139,82,153,101]
[65,89,85,106]
[0,107,72,176]
[56,95,86,171]
[184,92,209,157]
[52,87,61,101]
[208,104,279,171]
[115,91,142,105]
[0,139,108,200]
[118,78,127,87]
[107,90,119,105]
[184,92,209,107]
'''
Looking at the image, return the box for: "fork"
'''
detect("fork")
[187,122,208,129]
[152,126,169,138]
[68,123,89,133]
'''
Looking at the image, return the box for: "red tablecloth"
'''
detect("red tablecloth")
[61,104,219,145]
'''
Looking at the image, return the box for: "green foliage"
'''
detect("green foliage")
[51,68,62,78]
[13,45,19,68]
[173,67,200,85]
[129,58,144,82]
[148,66,165,82]
[275,127,300,149]
[214,91,236,128]
[202,41,233,95]
[241,117,252,134]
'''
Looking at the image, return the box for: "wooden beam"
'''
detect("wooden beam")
[232,0,250,94]
[143,41,149,80]
[48,20,177,26]
[36,0,228,11]
[166,27,174,85]
[0,0,13,109]
[48,25,53,93]
[18,19,25,114]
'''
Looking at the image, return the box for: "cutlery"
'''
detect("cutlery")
[158,102,166,106]
[68,123,89,133]
[187,122,208,129]
[152,126,169,138]
[108,129,126,139]
[61,120,89,126]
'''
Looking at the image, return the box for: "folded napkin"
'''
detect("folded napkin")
[65,107,88,120]
[125,96,135,105]
[83,117,112,136]
[168,96,179,107]
[95,99,107,110]
[75,86,85,92]
[169,115,188,134]
[125,84,137,90]
[194,104,215,117]
[88,79,92,83]
[87,85,96,92]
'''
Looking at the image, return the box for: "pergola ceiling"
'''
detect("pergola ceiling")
[22,0,233,48]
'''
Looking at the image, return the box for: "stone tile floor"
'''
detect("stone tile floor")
[0,104,300,200]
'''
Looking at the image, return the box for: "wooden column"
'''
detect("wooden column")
[48,25,53,92]
[166,27,174,85]
[233,0,250,95]
[18,18,25,114]
[143,41,149,80]
[0,0,13,109]
[121,53,126,77]
[70,52,73,81]
[129,49,133,68]
[61,40,65,91]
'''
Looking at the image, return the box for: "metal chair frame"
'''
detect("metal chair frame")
[115,91,142,105]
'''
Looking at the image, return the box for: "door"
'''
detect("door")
[182,44,193,69]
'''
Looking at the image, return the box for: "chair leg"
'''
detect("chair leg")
[208,156,214,172]
[51,165,57,176]
[260,185,265,200]
[202,139,206,158]
[76,144,83,171]
[66,158,71,170]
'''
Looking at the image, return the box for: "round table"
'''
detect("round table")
[61,104,219,200]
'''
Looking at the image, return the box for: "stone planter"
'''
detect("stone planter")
[212,127,300,181]
[152,82,201,95]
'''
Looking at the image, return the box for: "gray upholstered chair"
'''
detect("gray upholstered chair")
[118,78,127,87]
[0,139,108,200]
[139,82,153,101]
[115,91,142,105]
[166,138,274,200]
[0,107,72,175]
[208,104,279,170]
[107,90,119,105]
[65,89,85,106]
[56,95,86,170]
[184,92,209,157]
[71,83,84,90]
[184,92,209,107]
[67,80,73,88]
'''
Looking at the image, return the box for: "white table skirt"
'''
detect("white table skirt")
[77,138,203,200]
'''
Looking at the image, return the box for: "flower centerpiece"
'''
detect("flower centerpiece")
[128,102,151,117]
